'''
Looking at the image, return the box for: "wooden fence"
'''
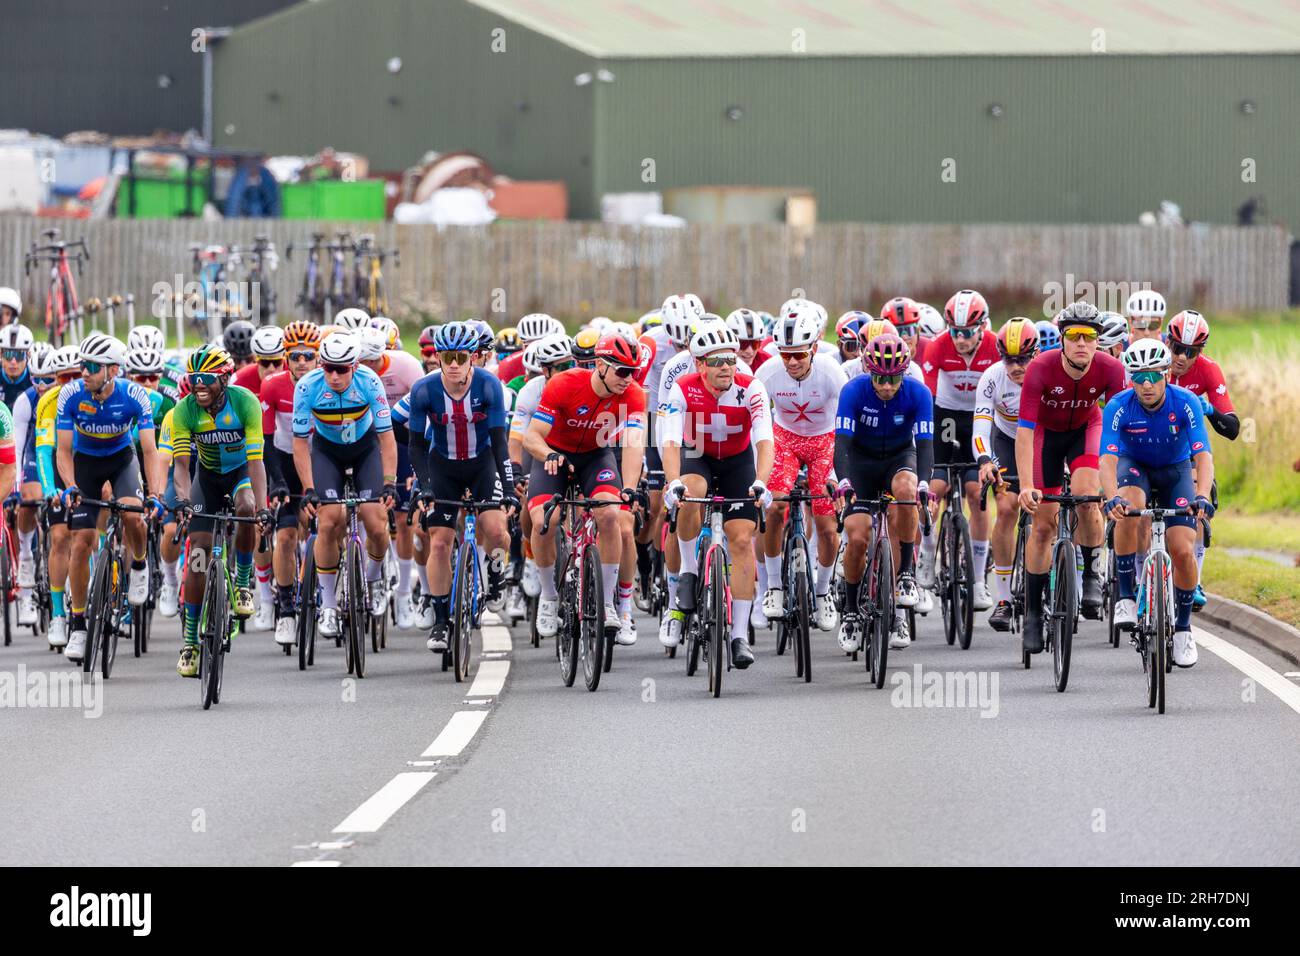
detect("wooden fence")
[0,218,1288,333]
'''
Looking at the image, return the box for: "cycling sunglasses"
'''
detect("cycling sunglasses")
[187,371,222,386]
[258,358,284,368]
[31,375,55,386]
[2,349,27,361]
[132,373,161,383]
[704,354,738,368]
[948,326,980,339]
[1061,326,1099,342]
[871,373,904,386]
[779,350,810,362]
[80,360,105,374]
[606,364,638,378]
[839,339,861,353]
[546,359,576,373]
[1130,370,1166,385]
[1002,353,1034,367]
[322,362,353,376]
[740,339,763,350]
[287,350,317,362]
[438,351,471,366]
[420,345,438,357]
[1169,342,1202,359]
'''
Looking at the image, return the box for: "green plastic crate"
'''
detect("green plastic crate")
[123,176,209,218]
[280,179,385,221]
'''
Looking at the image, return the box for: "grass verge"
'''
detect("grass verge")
[1204,549,1300,630]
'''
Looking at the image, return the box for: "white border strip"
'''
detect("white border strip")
[1193,626,1300,715]
[422,710,489,757]
[333,772,436,833]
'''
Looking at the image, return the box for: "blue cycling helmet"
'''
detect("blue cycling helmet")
[1035,320,1061,352]
[467,318,494,352]
[434,321,480,353]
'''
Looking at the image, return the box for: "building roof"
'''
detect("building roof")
[467,0,1300,57]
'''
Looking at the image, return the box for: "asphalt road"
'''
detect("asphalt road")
[2,595,1298,866]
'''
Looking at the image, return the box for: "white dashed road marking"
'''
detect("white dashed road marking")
[423,710,489,756]
[333,772,438,834]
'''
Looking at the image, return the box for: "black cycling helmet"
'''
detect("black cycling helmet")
[223,319,256,359]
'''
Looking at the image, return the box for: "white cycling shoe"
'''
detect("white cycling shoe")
[48,616,68,649]
[659,611,683,648]
[837,615,861,653]
[17,555,35,589]
[248,602,274,633]
[17,594,37,626]
[416,597,435,629]
[393,595,415,630]
[1113,598,1138,629]
[915,588,934,615]
[128,568,149,605]
[368,579,388,617]
[318,607,340,638]
[814,595,838,632]
[506,588,527,622]
[616,611,637,646]
[521,559,542,598]
[750,601,768,629]
[536,598,560,638]
[762,588,785,620]
[158,582,180,618]
[889,612,911,649]
[973,581,993,611]
[896,573,919,608]
[274,615,296,646]
[66,629,88,663]
[916,557,936,590]
[1172,630,1198,668]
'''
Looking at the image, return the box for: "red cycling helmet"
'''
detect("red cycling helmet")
[1167,309,1210,348]
[879,296,920,328]
[595,331,640,367]
[862,332,911,376]
[944,290,989,328]
[418,324,439,356]
[997,317,1039,359]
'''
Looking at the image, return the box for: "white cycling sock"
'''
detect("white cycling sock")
[920,526,936,565]
[816,559,835,597]
[618,581,633,616]
[416,561,431,595]
[318,569,338,610]
[601,563,619,606]
[667,572,680,612]
[163,558,179,588]
[678,535,699,576]
[971,539,989,583]
[19,528,34,557]
[731,600,752,643]
[763,553,782,587]
[995,566,1012,602]
[396,557,413,596]
[365,553,384,584]
[538,565,558,600]
[257,563,274,603]
[756,556,768,596]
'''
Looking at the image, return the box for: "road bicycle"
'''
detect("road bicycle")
[240,234,279,326]
[323,232,354,323]
[667,494,764,699]
[296,514,321,670]
[351,233,399,315]
[286,233,327,322]
[632,476,670,628]
[77,498,149,679]
[132,506,165,658]
[24,227,88,347]
[328,483,388,679]
[931,462,981,650]
[0,501,17,647]
[187,243,235,339]
[769,478,836,683]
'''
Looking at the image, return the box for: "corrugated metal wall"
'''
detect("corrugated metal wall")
[595,55,1299,226]
[211,0,599,214]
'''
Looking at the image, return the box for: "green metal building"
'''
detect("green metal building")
[214,0,1300,225]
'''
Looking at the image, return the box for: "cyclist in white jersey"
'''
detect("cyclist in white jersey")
[971,317,1039,631]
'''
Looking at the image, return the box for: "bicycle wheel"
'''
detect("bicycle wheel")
[869,537,893,690]
[795,549,812,684]
[452,539,475,683]
[557,558,580,687]
[297,545,318,670]
[1152,554,1168,714]
[101,554,123,680]
[1010,514,1028,635]
[1105,528,1120,648]
[0,529,12,647]
[580,544,605,691]
[1051,541,1076,692]
[938,513,956,646]
[346,538,367,678]
[200,567,229,710]
[953,515,975,650]
[707,553,726,698]
[83,549,114,674]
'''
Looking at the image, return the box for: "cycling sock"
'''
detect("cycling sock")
[1116,553,1136,600]
[432,594,451,625]
[763,553,782,585]
[234,551,252,588]
[618,581,633,616]
[678,536,699,576]
[318,565,339,610]
[667,572,680,611]
[365,552,384,584]
[256,562,274,603]
[51,588,65,618]
[416,561,431,595]
[163,558,179,588]
[1081,545,1101,579]
[538,565,558,601]
[899,541,915,574]
[19,528,34,556]
[396,557,413,596]
[601,563,619,604]
[920,526,936,565]
[731,600,752,643]
[1175,587,1195,630]
[756,559,768,596]
[183,604,200,644]
[816,559,835,597]
[845,579,861,612]
[1025,572,1046,614]
[277,583,296,613]
[995,566,1012,602]
[635,541,652,579]
[1194,541,1206,581]
[132,557,147,572]
[971,539,989,583]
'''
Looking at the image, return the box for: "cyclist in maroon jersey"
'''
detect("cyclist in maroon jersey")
[1014,302,1126,652]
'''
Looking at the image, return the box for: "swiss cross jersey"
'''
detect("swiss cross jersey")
[495,351,526,385]
[657,351,754,440]
[260,370,298,455]
[921,331,999,411]
[534,368,646,454]
[1101,384,1211,468]
[292,364,391,445]
[401,368,507,460]
[1170,354,1234,415]
[836,375,934,454]
[660,372,772,458]
[56,377,154,456]
[233,362,268,396]
[755,353,847,436]
[1019,350,1126,432]
[972,362,1022,453]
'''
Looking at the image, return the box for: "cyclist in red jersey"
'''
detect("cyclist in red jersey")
[523,332,646,642]
[232,326,285,398]
[1015,303,1126,652]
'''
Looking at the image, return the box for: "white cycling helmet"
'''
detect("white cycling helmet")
[771,304,822,350]
[332,307,371,331]
[688,320,739,359]
[29,347,59,378]
[663,307,695,348]
[1122,338,1172,373]
[517,313,564,343]
[52,345,80,374]
[356,326,389,361]
[126,347,164,375]
[662,292,705,323]
[0,287,21,315]
[1125,289,1166,320]
[0,324,34,351]
[916,303,945,337]
[29,341,53,366]
[1097,311,1129,349]
[369,315,400,349]
[251,325,286,359]
[319,331,361,366]
[726,308,765,342]
[79,333,128,367]
[586,316,614,333]
[128,325,166,352]
[523,332,574,375]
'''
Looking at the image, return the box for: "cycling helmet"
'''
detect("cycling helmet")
[688,320,740,359]
[126,347,165,375]
[467,319,495,352]
[332,307,370,331]
[517,313,564,343]
[1097,311,1129,349]
[571,328,600,363]
[916,303,945,337]
[662,307,695,348]
[1122,338,1172,373]
[283,320,322,351]
[997,317,1039,359]
[587,316,614,334]
[596,330,642,366]
[771,304,822,350]
[356,326,389,361]
[1035,320,1062,352]
[419,324,440,354]
[879,296,920,329]
[662,293,705,325]
[319,332,361,366]
[944,290,989,329]
[29,341,53,367]
[186,344,234,375]
[222,320,256,359]
[862,333,911,376]
[639,310,663,331]
[251,326,285,359]
[0,287,21,315]
[370,315,400,349]
[857,318,899,346]
[495,327,522,353]
[0,324,34,351]
[836,311,872,340]
[1054,301,1104,332]
[840,317,867,344]
[1168,309,1210,347]
[524,333,573,374]
[726,308,765,342]
[79,333,128,367]
[52,345,80,374]
[29,348,59,378]
[127,325,166,352]
[434,322,480,354]
[1125,289,1167,320]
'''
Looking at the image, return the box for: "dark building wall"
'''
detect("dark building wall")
[212,0,599,215]
[0,0,297,137]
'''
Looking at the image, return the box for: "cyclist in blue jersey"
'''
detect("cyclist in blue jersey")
[833,334,933,654]
[292,332,397,638]
[55,334,166,663]
[1101,339,1215,668]
[405,322,516,652]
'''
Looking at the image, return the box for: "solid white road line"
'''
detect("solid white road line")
[333,772,437,833]
[481,625,512,652]
[422,710,489,757]
[467,660,510,697]
[1193,626,1300,716]
[292,860,341,867]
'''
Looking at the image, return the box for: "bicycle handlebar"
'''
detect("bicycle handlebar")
[1039,493,1105,505]
[666,495,767,535]
[540,492,629,536]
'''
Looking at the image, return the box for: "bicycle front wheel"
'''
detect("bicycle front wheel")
[1052,542,1075,692]
[953,515,975,650]
[1152,554,1168,714]
[346,538,367,679]
[452,539,475,683]
[557,559,580,687]
[707,553,726,698]
[83,549,114,675]
[580,544,604,691]
[200,568,229,710]
[297,545,318,670]
[794,556,812,684]
[869,537,893,690]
